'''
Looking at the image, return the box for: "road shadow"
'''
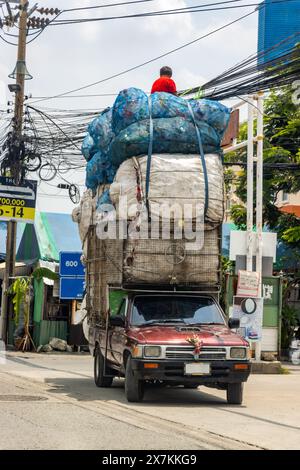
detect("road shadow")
[44,376,300,432]
[44,375,232,408]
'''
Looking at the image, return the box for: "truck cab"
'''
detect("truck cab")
[89,291,251,404]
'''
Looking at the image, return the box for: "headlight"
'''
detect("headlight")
[144,346,162,358]
[230,347,247,359]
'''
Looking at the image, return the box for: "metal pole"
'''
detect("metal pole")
[0,222,16,341]
[255,92,264,361]
[0,0,28,343]
[246,98,254,272]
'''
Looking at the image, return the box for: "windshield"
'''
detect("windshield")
[131,296,225,326]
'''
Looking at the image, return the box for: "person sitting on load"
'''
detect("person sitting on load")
[151,66,177,95]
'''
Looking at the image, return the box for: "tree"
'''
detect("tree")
[226,84,300,253]
[9,267,58,351]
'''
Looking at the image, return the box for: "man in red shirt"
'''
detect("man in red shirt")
[151,66,177,95]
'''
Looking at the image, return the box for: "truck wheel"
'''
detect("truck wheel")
[227,383,243,405]
[94,345,113,388]
[125,356,144,402]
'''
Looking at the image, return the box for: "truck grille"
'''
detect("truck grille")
[165,346,227,360]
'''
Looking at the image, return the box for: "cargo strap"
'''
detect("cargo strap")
[187,101,209,218]
[145,95,153,216]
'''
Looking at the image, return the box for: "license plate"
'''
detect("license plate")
[184,362,211,375]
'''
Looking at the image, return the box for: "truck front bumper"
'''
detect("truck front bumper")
[131,359,251,385]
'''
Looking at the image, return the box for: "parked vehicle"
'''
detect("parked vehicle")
[77,89,249,404]
[87,286,250,404]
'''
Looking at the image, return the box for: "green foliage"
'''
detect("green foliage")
[9,267,58,327]
[230,204,246,230]
[32,267,58,281]
[281,305,299,350]
[227,86,300,256]
[9,278,30,326]
[282,226,300,244]
[220,256,234,312]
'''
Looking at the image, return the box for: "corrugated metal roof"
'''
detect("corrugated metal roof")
[17,211,81,263]
[279,204,300,218]
[0,221,26,260]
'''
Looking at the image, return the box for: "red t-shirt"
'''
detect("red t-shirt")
[151,76,177,95]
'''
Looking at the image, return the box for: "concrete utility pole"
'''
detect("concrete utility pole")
[246,98,254,272]
[0,0,28,343]
[255,92,264,361]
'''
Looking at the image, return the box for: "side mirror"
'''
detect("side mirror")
[110,316,125,327]
[228,318,240,329]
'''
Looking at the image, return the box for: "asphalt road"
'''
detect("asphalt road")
[0,352,299,450]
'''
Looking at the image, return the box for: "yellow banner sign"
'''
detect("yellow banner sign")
[0,177,37,224]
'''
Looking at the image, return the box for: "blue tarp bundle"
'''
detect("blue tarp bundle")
[82,88,230,190]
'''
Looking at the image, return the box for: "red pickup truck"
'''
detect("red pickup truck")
[89,291,251,405]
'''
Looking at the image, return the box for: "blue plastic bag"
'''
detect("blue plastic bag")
[81,134,96,161]
[88,107,114,149]
[111,88,230,140]
[110,117,220,167]
[85,151,117,190]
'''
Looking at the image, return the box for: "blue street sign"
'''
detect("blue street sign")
[60,277,85,300]
[59,251,85,277]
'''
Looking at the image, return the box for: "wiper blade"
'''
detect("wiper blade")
[141,319,185,326]
[186,322,224,326]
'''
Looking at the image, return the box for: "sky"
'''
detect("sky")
[0,0,259,213]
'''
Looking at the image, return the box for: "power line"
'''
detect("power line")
[63,0,168,13]
[29,9,256,104]
[50,0,299,25]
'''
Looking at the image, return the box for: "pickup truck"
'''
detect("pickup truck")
[89,291,251,405]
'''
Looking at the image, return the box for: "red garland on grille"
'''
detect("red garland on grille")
[186,334,203,357]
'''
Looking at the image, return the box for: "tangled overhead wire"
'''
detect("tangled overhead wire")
[0,31,299,204]
[0,104,98,203]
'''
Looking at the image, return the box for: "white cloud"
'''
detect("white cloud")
[143,0,195,40]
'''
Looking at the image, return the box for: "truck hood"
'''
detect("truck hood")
[128,324,248,347]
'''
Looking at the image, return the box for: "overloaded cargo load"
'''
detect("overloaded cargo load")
[83,88,230,190]
[75,87,230,289]
[75,182,222,288]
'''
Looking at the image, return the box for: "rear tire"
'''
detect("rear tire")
[94,345,113,388]
[227,382,243,405]
[125,356,144,402]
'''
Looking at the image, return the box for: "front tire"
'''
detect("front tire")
[94,345,113,388]
[227,383,243,405]
[125,356,144,402]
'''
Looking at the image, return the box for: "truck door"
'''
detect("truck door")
[110,298,127,366]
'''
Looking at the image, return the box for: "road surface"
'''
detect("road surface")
[0,352,299,450]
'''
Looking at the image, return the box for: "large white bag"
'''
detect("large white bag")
[109,153,224,224]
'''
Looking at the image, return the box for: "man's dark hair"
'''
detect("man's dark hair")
[160,66,173,77]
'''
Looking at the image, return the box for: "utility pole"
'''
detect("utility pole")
[255,91,264,361]
[246,98,254,272]
[0,0,28,343]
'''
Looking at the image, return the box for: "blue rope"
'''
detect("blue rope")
[187,101,209,218]
[145,95,153,214]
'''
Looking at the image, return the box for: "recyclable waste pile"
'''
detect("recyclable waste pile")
[74,88,230,287]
